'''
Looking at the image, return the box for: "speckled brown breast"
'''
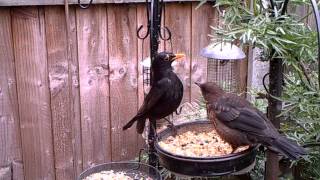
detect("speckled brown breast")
[208,108,250,149]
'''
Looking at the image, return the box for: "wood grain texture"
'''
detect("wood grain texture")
[76,5,111,169]
[237,48,248,95]
[11,6,55,180]
[108,4,139,161]
[136,4,149,147]
[44,6,77,180]
[68,6,83,177]
[0,8,24,180]
[165,3,192,103]
[190,3,216,101]
[0,0,201,6]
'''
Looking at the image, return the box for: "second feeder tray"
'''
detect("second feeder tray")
[155,120,257,177]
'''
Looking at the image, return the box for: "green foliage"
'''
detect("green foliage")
[250,150,266,180]
[203,0,320,178]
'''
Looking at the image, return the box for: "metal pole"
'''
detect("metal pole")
[148,0,161,167]
[265,58,283,180]
[265,1,288,179]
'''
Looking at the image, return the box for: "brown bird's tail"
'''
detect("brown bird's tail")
[122,116,146,134]
[271,136,307,160]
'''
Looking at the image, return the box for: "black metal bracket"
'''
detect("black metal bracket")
[78,0,93,9]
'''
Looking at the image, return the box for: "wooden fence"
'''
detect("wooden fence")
[0,3,248,180]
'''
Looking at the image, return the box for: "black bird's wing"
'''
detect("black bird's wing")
[209,94,269,137]
[136,78,172,117]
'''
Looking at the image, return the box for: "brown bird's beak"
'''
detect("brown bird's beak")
[172,53,185,61]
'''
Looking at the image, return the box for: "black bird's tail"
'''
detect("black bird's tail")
[136,118,146,134]
[271,136,307,160]
[122,116,146,134]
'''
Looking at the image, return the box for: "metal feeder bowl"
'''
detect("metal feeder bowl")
[155,120,257,177]
[78,162,162,180]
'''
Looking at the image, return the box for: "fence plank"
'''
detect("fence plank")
[44,6,78,180]
[11,6,55,180]
[190,3,216,101]
[0,7,24,180]
[76,5,111,168]
[237,49,248,94]
[165,3,192,103]
[108,4,139,161]
[136,4,149,148]
[137,4,150,112]
[68,6,83,177]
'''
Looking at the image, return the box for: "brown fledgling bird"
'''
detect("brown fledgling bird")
[196,82,307,160]
[123,52,185,134]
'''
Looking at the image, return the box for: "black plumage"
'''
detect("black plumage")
[196,82,307,160]
[123,52,184,134]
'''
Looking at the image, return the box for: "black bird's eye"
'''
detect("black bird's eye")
[164,54,170,61]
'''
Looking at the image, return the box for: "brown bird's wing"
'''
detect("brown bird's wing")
[210,94,269,136]
[136,78,172,117]
[208,93,306,160]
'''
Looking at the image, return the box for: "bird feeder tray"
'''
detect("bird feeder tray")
[78,162,162,180]
[154,120,257,177]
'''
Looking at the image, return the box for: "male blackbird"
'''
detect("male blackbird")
[123,52,185,134]
[196,82,307,160]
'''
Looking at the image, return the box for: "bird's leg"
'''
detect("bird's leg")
[163,117,177,136]
[150,121,159,140]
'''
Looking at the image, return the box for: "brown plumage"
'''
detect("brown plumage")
[196,82,307,160]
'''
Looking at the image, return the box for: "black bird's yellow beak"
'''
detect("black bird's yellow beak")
[172,53,185,61]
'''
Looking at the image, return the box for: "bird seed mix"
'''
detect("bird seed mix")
[158,130,248,157]
[83,170,153,180]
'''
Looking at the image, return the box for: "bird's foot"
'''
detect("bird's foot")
[154,131,160,141]
[149,123,160,141]
[163,117,177,136]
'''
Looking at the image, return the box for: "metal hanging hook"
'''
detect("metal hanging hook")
[78,0,93,9]
[159,26,171,41]
[137,25,150,40]
[137,0,151,40]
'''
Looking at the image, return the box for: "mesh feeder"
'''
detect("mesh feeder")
[201,42,246,93]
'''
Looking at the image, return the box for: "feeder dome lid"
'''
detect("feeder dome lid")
[200,42,246,60]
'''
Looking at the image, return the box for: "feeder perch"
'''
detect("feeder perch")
[201,42,246,93]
